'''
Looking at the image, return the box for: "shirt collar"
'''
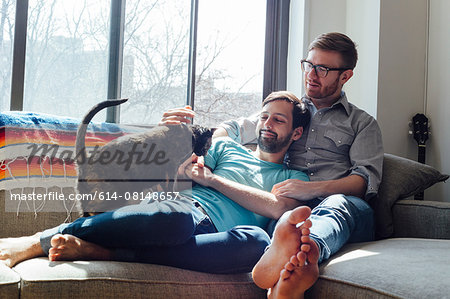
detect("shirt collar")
[303,92,351,116]
[334,92,351,116]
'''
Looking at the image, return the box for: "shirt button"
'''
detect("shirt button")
[307,147,311,150]
[311,128,315,132]
[307,162,311,166]
[338,140,342,144]
[310,173,314,176]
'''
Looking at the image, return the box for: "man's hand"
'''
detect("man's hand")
[159,106,195,125]
[272,175,367,201]
[177,154,206,183]
[184,163,215,187]
[193,155,205,168]
[177,154,194,178]
[271,179,321,201]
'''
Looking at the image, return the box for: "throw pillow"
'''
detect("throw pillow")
[372,153,449,239]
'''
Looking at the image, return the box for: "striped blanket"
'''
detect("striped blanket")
[0,111,144,191]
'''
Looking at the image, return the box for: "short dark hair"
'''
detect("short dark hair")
[309,32,358,70]
[262,91,310,130]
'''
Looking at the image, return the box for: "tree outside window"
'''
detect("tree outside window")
[2,0,266,128]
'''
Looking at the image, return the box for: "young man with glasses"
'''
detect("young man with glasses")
[163,32,383,298]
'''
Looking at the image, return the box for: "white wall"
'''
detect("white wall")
[288,0,450,202]
[345,0,380,118]
[424,0,450,201]
[304,0,346,45]
[376,0,428,159]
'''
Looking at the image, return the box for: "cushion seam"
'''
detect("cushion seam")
[0,281,20,286]
[394,202,450,210]
[20,277,256,286]
[318,275,403,298]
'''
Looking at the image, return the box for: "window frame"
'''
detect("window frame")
[10,0,28,111]
[9,0,290,123]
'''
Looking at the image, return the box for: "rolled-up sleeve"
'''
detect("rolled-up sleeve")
[219,113,259,145]
[349,116,384,199]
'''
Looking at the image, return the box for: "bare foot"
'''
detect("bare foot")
[267,235,319,299]
[48,234,112,261]
[252,206,312,289]
[0,233,45,267]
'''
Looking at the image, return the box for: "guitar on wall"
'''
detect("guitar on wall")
[411,113,429,200]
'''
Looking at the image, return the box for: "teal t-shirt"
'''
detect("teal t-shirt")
[181,137,309,232]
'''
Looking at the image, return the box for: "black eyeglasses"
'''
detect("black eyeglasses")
[300,60,349,78]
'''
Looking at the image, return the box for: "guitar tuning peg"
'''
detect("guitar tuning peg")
[408,121,413,135]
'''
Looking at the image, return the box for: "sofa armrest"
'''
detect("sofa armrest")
[392,199,450,239]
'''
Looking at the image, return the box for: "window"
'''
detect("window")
[23,0,109,121]
[0,0,15,111]
[120,0,191,124]
[194,0,266,127]
[120,0,266,126]
[6,0,289,126]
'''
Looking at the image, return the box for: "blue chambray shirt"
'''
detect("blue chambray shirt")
[219,92,384,200]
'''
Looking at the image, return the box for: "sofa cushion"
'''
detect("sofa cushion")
[393,199,450,239]
[0,264,20,299]
[306,238,450,299]
[13,258,265,299]
[372,153,449,238]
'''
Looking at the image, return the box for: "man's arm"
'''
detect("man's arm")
[212,127,228,138]
[159,106,258,144]
[348,116,384,199]
[218,114,259,144]
[186,164,301,219]
[271,174,366,201]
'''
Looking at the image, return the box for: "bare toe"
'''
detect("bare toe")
[301,243,310,253]
[280,268,291,280]
[50,234,67,248]
[297,251,307,266]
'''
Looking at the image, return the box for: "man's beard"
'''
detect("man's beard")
[306,75,340,99]
[257,130,293,153]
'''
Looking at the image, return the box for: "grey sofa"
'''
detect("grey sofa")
[1,153,449,299]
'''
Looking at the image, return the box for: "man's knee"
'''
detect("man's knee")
[320,194,372,216]
[320,194,350,208]
[313,195,374,231]
[318,194,374,243]
[230,226,271,252]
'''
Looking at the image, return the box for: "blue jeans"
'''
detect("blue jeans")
[267,194,374,264]
[40,198,270,274]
